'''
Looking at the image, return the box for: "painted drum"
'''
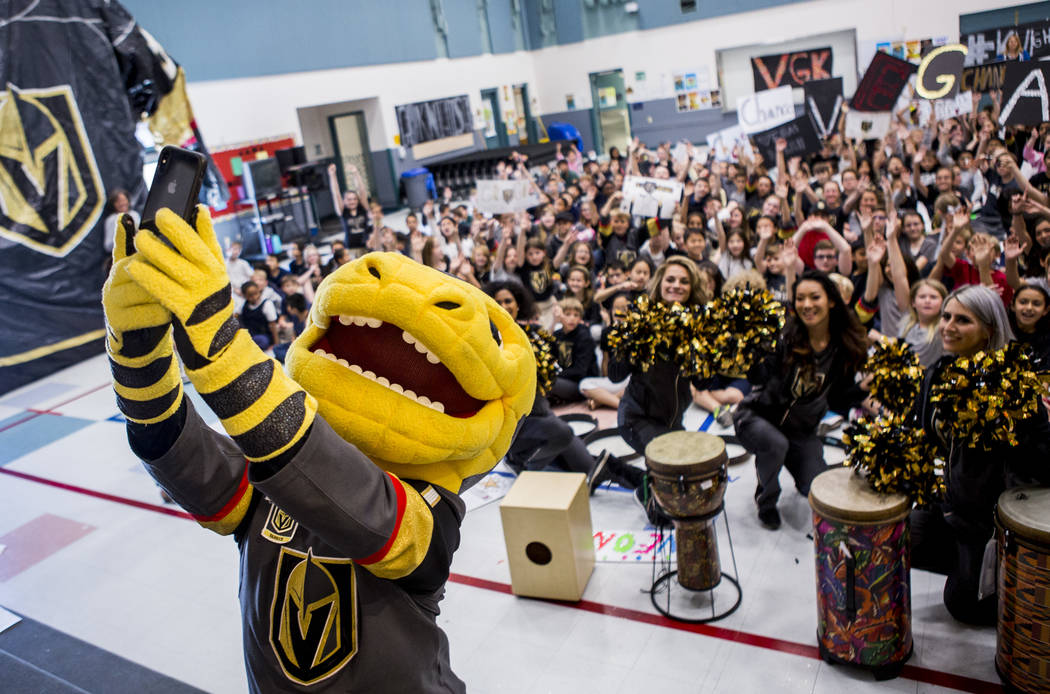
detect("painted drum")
[996,486,1050,693]
[645,431,728,591]
[809,467,912,679]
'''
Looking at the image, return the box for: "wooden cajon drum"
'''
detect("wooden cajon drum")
[499,471,594,601]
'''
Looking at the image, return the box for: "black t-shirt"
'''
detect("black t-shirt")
[342,207,372,248]
[1029,171,1050,201]
[517,262,555,301]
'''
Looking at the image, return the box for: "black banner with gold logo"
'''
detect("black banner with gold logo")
[0,1,177,393]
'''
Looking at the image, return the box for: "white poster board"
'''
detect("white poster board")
[706,125,751,162]
[737,86,795,134]
[474,179,540,214]
[620,176,683,219]
[844,111,892,140]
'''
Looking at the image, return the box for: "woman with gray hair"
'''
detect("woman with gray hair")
[911,284,1050,625]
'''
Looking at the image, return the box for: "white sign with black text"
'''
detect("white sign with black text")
[474,179,540,214]
[620,176,683,219]
[736,85,795,134]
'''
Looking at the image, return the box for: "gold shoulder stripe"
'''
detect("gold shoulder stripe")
[358,479,434,580]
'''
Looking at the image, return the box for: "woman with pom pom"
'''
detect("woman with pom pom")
[590,257,711,512]
[912,285,1050,625]
[733,272,868,530]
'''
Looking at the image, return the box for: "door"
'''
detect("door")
[589,69,631,158]
[327,111,376,202]
[480,88,508,149]
[513,84,538,146]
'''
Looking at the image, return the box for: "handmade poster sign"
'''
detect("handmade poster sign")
[751,46,833,91]
[475,179,540,214]
[844,110,892,140]
[804,77,843,138]
[593,530,676,564]
[852,52,916,112]
[706,125,750,162]
[620,176,683,219]
[737,85,795,134]
[962,19,1050,66]
[961,62,1008,94]
[751,115,822,164]
[915,44,967,100]
[999,62,1050,127]
[395,95,473,147]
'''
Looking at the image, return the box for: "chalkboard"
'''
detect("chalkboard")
[395,95,473,147]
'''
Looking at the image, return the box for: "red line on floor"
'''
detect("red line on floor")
[0,460,1003,694]
[447,573,1003,694]
[0,382,112,433]
[0,468,193,521]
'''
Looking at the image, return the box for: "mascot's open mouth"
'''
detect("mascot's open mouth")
[310,315,487,418]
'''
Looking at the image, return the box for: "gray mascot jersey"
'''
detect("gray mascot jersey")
[136,400,467,693]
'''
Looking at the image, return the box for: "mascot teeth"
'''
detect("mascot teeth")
[312,346,447,412]
[401,329,442,364]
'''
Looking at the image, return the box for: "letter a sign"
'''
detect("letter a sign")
[999,63,1050,126]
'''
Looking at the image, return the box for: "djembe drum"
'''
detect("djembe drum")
[644,431,728,591]
[996,487,1050,692]
[809,468,912,679]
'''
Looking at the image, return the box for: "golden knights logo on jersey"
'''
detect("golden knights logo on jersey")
[0,84,104,257]
[261,501,298,544]
[269,547,358,685]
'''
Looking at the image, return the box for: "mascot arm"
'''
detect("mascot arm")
[127,208,317,464]
[250,415,462,589]
[103,215,183,427]
[129,397,256,536]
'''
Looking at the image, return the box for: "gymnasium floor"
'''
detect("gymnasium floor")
[0,353,1004,694]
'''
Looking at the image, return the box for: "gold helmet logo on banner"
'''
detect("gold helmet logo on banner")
[0,84,104,257]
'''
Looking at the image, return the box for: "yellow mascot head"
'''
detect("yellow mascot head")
[286,252,535,492]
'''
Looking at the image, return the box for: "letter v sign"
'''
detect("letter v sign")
[753,55,789,90]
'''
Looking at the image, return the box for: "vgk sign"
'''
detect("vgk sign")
[0,84,104,257]
[752,47,833,91]
[804,77,843,138]
[999,63,1050,127]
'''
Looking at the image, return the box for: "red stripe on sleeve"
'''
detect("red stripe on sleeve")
[194,462,251,523]
[356,472,407,565]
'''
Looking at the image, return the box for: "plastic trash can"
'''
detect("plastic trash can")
[401,168,436,209]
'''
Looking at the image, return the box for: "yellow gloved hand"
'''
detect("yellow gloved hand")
[129,206,315,463]
[103,215,183,424]
[126,207,239,366]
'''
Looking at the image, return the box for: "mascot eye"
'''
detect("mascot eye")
[489,320,502,346]
[368,265,381,279]
[436,301,460,310]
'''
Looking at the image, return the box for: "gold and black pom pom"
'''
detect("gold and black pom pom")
[929,342,1048,450]
[605,295,714,377]
[524,325,560,396]
[864,338,924,417]
[843,414,942,507]
[702,287,785,376]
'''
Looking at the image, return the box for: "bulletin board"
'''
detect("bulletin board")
[715,29,858,114]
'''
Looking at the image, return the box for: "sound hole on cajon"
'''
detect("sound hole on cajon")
[525,542,552,565]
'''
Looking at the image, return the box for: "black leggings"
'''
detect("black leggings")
[910,507,996,626]
[505,413,593,475]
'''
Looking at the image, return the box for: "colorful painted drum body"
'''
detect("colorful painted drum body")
[645,431,728,591]
[809,468,912,677]
[996,487,1050,693]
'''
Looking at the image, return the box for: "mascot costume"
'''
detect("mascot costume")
[103,208,536,691]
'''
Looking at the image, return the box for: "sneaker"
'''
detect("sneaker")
[588,450,613,495]
[817,415,844,438]
[757,507,781,530]
[635,484,672,527]
[715,404,735,428]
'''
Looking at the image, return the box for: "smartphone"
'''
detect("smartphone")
[131,146,207,255]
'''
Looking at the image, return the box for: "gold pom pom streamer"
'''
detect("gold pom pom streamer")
[525,325,560,396]
[843,414,943,507]
[701,287,785,376]
[929,342,1047,450]
[864,338,924,417]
